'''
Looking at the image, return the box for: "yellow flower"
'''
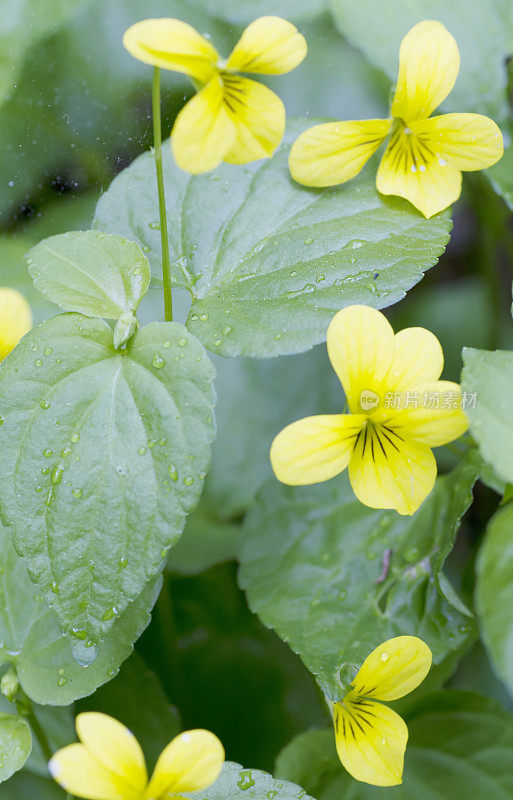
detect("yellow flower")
[270,305,469,515]
[332,636,432,786]
[289,20,503,218]
[0,287,32,361]
[123,16,307,174]
[49,712,224,800]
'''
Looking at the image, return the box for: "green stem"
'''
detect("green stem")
[30,704,74,798]
[152,67,173,322]
[26,708,53,763]
[15,691,73,798]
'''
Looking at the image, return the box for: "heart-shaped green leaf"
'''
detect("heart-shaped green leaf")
[93,124,451,358]
[0,313,215,664]
[0,529,161,705]
[239,454,479,701]
[27,231,151,321]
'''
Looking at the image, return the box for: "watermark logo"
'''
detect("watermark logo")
[358,389,478,411]
[359,390,380,411]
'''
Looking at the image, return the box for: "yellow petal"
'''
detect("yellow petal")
[226,16,307,74]
[348,426,436,515]
[270,414,367,486]
[222,75,285,164]
[327,306,395,414]
[122,18,218,82]
[409,112,504,171]
[48,744,133,800]
[289,119,391,188]
[333,699,407,786]
[384,380,469,446]
[376,123,462,218]
[0,287,32,361]
[386,327,443,391]
[351,636,432,701]
[171,76,236,174]
[391,20,460,122]
[145,730,224,799]
[76,713,147,796]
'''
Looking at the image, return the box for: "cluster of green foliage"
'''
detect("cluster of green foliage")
[1,0,513,798]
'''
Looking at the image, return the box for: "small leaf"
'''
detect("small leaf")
[462,347,513,484]
[94,124,451,358]
[476,501,513,696]
[0,713,31,783]
[113,312,138,349]
[27,231,151,320]
[0,529,161,705]
[186,761,313,800]
[276,692,513,798]
[0,313,215,663]
[239,454,480,701]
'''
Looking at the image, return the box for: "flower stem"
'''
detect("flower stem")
[26,707,53,762]
[29,706,74,798]
[152,67,173,322]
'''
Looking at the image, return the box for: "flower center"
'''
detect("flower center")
[354,419,404,462]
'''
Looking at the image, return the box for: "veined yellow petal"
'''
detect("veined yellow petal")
[48,744,133,800]
[270,414,367,486]
[171,76,236,174]
[0,287,32,360]
[376,123,462,217]
[391,20,460,122]
[327,306,395,414]
[385,380,469,446]
[226,16,307,74]
[333,699,407,786]
[386,327,443,391]
[348,426,436,515]
[145,730,224,799]
[123,18,218,82]
[409,112,504,171]
[289,119,391,188]
[222,75,285,163]
[351,636,432,701]
[76,713,147,795]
